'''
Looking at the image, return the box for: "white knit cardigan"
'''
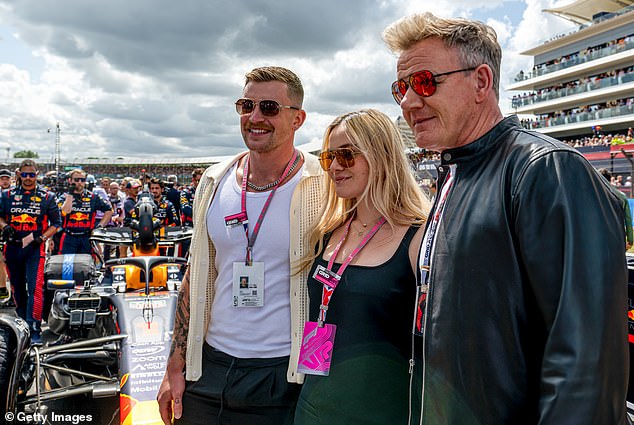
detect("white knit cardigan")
[185,149,324,383]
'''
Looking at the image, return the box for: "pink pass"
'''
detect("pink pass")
[297,321,337,376]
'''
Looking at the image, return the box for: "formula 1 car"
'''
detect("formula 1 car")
[0,193,192,425]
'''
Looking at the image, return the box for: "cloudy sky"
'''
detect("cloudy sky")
[0,0,576,161]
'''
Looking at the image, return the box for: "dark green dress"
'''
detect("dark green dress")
[294,226,419,425]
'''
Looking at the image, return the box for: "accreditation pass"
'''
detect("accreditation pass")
[232,262,264,307]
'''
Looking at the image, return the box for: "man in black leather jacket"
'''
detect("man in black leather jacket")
[383,12,628,425]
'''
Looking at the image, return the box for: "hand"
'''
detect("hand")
[157,368,186,424]
[30,236,44,246]
[95,223,105,230]
[2,226,16,242]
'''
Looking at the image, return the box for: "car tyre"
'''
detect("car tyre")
[0,325,16,416]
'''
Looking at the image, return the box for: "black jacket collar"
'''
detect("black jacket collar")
[440,115,520,165]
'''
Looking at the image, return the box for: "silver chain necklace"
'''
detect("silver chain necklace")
[247,153,300,192]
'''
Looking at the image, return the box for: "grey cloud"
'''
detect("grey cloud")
[4,0,397,74]
[46,31,93,58]
[92,97,172,122]
[187,104,237,129]
[164,72,242,98]
[50,91,74,106]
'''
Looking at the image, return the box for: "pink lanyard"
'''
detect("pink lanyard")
[318,215,386,324]
[240,150,299,265]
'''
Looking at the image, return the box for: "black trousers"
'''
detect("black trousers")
[176,344,301,425]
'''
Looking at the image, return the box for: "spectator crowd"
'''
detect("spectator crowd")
[514,33,633,82]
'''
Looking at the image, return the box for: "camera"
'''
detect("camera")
[55,172,71,194]
[42,171,71,194]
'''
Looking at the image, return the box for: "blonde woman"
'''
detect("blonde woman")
[294,109,430,425]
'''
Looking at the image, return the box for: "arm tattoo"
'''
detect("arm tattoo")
[170,268,190,361]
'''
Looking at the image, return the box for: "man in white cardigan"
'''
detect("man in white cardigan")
[158,66,324,425]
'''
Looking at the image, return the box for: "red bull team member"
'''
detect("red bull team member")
[58,168,113,255]
[124,178,179,226]
[122,179,142,226]
[148,177,180,227]
[179,168,202,227]
[178,168,201,257]
[0,159,61,343]
[142,177,180,256]
[165,175,182,222]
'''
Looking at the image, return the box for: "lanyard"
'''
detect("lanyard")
[419,164,455,287]
[240,149,299,265]
[318,215,386,324]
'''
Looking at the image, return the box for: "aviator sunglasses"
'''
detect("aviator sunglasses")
[235,99,300,117]
[318,148,363,171]
[391,67,476,104]
[72,177,87,182]
[20,172,37,178]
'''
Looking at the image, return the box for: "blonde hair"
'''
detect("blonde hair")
[245,66,304,107]
[382,12,502,98]
[299,109,430,271]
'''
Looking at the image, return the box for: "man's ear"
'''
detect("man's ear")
[293,109,307,131]
[473,64,494,104]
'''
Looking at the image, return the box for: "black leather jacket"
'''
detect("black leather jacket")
[411,116,628,425]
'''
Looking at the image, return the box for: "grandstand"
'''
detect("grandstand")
[507,0,634,139]
[505,0,634,194]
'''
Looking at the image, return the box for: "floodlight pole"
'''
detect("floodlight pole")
[47,123,61,188]
[54,123,61,177]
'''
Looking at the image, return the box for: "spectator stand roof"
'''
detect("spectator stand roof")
[544,0,634,25]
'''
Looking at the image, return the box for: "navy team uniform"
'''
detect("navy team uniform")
[128,196,180,227]
[0,186,61,337]
[180,185,195,227]
[179,185,196,256]
[123,196,138,227]
[58,190,112,254]
[165,186,182,223]
[127,196,179,255]
[155,197,180,227]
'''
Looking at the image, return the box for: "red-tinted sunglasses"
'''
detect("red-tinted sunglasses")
[391,67,476,104]
[318,148,362,171]
[235,98,300,117]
